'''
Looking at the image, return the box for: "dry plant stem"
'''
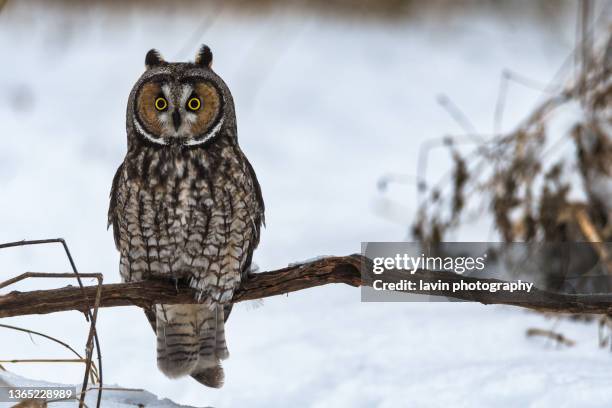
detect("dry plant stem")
[77,275,102,408]
[0,240,89,302]
[85,387,144,392]
[0,359,88,364]
[3,255,612,316]
[0,323,99,383]
[526,327,576,346]
[578,0,592,100]
[0,269,103,408]
[573,206,612,274]
[0,239,104,408]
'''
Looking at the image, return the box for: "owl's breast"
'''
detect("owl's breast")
[115,147,258,306]
[117,159,210,281]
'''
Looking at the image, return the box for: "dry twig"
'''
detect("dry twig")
[526,328,576,346]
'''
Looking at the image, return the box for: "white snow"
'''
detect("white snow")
[0,370,197,407]
[0,2,611,407]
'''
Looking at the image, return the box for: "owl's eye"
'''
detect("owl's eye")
[187,97,201,111]
[155,97,168,111]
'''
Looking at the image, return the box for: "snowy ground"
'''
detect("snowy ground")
[1,303,611,408]
[0,369,196,408]
[0,2,611,407]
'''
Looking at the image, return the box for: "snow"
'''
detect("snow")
[0,370,197,407]
[0,1,611,407]
[288,255,337,266]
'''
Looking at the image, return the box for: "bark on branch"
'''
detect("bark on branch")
[2,254,612,318]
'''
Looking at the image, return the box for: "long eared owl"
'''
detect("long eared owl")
[108,45,264,388]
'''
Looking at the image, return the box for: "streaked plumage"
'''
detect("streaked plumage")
[108,45,264,388]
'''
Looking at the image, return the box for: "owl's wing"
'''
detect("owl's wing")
[240,156,266,279]
[221,150,266,323]
[108,161,125,250]
[244,156,266,228]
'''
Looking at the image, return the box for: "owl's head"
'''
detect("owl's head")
[127,45,234,147]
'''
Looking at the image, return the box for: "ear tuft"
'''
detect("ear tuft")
[145,49,165,69]
[195,45,213,68]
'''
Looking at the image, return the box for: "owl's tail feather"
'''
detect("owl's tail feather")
[155,304,228,387]
[191,305,229,388]
[191,364,225,388]
[155,304,200,377]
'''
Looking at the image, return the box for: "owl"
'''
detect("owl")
[108,45,264,388]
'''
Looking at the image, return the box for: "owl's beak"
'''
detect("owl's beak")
[172,110,181,131]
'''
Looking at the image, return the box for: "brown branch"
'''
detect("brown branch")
[2,255,612,318]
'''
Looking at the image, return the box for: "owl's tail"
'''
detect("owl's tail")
[155,304,229,388]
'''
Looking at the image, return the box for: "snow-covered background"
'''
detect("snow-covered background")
[0,1,611,407]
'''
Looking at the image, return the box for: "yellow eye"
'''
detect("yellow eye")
[187,97,201,111]
[155,97,168,111]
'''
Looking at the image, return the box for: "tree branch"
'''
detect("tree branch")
[1,254,612,318]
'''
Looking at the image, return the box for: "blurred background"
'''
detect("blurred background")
[0,0,611,406]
